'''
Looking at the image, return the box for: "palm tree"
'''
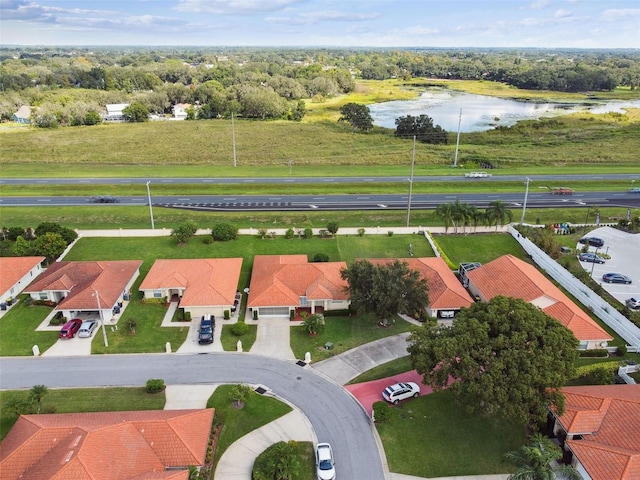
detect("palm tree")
[504,433,580,480]
[29,384,48,414]
[486,199,513,231]
[468,205,485,233]
[435,203,454,233]
[2,396,31,418]
[450,199,470,234]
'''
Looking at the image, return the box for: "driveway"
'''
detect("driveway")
[345,370,426,415]
[579,227,640,305]
[176,318,224,353]
[41,335,94,356]
[0,353,386,480]
[249,317,296,361]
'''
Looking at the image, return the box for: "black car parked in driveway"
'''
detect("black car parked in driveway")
[198,315,215,344]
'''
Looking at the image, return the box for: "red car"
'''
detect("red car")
[59,318,83,339]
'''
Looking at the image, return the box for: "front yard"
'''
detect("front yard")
[0,298,58,356]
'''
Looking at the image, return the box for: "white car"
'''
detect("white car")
[78,320,98,338]
[315,443,335,480]
[465,171,491,178]
[382,382,421,404]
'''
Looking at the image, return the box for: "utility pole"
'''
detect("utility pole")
[94,289,108,347]
[452,108,462,167]
[406,135,416,227]
[520,177,531,225]
[146,181,155,230]
[231,112,237,168]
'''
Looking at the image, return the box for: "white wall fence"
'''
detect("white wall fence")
[508,225,640,352]
[618,364,639,384]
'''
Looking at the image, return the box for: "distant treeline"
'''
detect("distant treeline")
[1,47,639,124]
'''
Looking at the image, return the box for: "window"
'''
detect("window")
[299,296,309,306]
[153,290,163,298]
[39,293,48,300]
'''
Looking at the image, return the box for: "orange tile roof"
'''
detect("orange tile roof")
[0,256,45,296]
[24,261,142,311]
[368,258,473,310]
[0,409,213,480]
[466,255,612,342]
[248,255,348,308]
[557,385,640,480]
[139,258,242,307]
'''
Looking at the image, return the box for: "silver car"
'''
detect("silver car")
[78,320,98,338]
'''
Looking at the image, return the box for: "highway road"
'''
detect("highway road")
[0,173,638,185]
[2,190,640,211]
[0,353,385,480]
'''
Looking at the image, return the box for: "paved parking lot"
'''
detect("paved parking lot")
[578,226,640,306]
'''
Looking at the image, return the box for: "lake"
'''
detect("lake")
[368,88,640,132]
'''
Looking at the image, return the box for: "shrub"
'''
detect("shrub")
[290,309,295,320]
[579,349,609,357]
[387,230,394,237]
[211,223,238,241]
[224,310,230,320]
[372,401,391,423]
[326,221,339,236]
[257,228,268,239]
[252,441,300,480]
[202,236,214,244]
[145,379,165,394]
[231,321,249,336]
[617,344,628,356]
[313,253,329,262]
[285,228,294,239]
[303,227,313,239]
[41,404,57,414]
[357,228,365,237]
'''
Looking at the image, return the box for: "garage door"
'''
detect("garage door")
[258,307,290,317]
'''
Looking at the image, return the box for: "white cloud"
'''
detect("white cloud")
[601,9,640,21]
[529,0,551,10]
[554,9,571,18]
[175,0,303,15]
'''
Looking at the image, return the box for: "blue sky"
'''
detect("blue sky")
[1,0,638,48]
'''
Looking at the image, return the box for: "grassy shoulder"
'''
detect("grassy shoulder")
[207,385,292,471]
[0,386,165,441]
[377,389,522,478]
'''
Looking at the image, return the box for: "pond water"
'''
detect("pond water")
[368,88,640,132]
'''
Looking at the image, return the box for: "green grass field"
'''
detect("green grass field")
[0,298,58,356]
[377,389,523,477]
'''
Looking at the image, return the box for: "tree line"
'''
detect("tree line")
[2,47,639,124]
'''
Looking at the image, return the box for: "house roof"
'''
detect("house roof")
[368,257,473,310]
[248,255,348,308]
[556,385,640,480]
[105,103,129,115]
[0,256,45,297]
[24,261,142,311]
[0,409,214,480]
[139,258,242,307]
[14,105,31,119]
[466,255,612,342]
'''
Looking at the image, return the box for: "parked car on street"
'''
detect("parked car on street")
[59,318,83,339]
[602,273,632,284]
[198,315,215,344]
[78,320,98,338]
[382,382,420,405]
[578,237,605,248]
[578,252,605,264]
[315,443,336,480]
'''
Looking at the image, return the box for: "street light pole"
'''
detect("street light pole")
[406,135,416,227]
[583,205,591,232]
[520,177,531,225]
[146,181,155,230]
[94,289,108,347]
[590,246,600,278]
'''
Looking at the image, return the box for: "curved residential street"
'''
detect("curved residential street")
[0,352,386,480]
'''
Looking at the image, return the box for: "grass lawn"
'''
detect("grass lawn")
[221,323,257,351]
[434,232,527,265]
[290,314,413,363]
[337,234,434,264]
[377,389,523,478]
[0,386,165,441]
[348,356,414,384]
[207,384,292,471]
[0,297,58,356]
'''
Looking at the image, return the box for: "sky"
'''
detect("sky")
[1,0,639,49]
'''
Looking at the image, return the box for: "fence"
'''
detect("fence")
[508,225,640,352]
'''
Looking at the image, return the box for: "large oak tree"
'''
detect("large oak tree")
[341,259,429,324]
[408,296,578,429]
